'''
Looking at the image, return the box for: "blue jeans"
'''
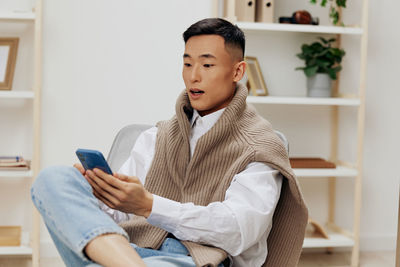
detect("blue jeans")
[30,166,207,267]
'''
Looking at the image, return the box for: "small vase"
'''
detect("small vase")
[307,73,332,97]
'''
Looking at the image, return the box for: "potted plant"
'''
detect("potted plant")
[296,37,345,97]
[309,0,347,25]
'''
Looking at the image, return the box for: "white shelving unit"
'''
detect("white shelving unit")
[0,1,42,267]
[247,96,360,106]
[0,170,34,178]
[294,166,358,178]
[236,21,363,35]
[0,91,34,99]
[0,11,35,21]
[0,246,33,256]
[216,1,368,266]
[303,232,355,248]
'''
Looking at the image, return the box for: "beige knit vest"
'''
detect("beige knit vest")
[120,83,308,267]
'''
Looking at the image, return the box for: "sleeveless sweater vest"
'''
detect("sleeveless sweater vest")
[119,83,308,267]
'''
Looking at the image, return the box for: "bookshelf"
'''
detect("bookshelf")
[236,21,363,35]
[294,166,357,178]
[247,96,360,106]
[0,170,33,178]
[0,1,42,267]
[303,232,354,248]
[0,246,33,256]
[0,91,34,99]
[216,0,368,266]
[0,11,35,21]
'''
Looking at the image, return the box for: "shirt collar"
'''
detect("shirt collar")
[190,108,226,129]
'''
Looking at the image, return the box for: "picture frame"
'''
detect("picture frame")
[244,56,268,96]
[0,38,19,90]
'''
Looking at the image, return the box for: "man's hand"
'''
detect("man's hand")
[85,168,153,218]
[73,163,86,175]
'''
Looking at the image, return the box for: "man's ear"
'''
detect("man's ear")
[233,61,246,82]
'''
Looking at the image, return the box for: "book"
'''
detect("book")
[289,157,336,168]
[0,156,23,164]
[0,157,30,170]
[0,165,30,171]
[0,161,28,167]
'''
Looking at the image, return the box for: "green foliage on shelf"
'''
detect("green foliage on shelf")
[296,37,346,80]
[310,0,347,25]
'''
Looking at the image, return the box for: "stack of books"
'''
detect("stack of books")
[0,156,30,171]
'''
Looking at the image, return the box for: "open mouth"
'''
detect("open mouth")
[190,89,205,95]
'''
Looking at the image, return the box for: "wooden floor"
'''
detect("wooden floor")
[0,251,396,266]
[299,251,395,266]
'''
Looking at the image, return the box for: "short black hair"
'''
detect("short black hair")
[183,18,245,61]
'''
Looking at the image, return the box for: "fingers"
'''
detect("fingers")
[87,170,121,196]
[73,163,86,175]
[93,169,125,189]
[114,173,141,184]
[85,173,120,208]
[92,189,112,207]
[114,173,129,181]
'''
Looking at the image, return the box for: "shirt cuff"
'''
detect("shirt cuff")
[147,194,181,233]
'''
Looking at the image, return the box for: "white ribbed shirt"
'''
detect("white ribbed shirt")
[100,108,282,267]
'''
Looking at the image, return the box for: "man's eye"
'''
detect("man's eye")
[184,63,191,67]
[204,64,214,68]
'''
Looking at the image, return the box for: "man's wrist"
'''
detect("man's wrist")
[143,192,153,218]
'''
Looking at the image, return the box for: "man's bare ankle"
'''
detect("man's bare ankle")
[84,233,146,267]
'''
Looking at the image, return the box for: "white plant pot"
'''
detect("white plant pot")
[307,73,332,97]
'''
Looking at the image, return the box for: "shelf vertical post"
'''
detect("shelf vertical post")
[351,0,369,266]
[328,31,342,232]
[32,0,43,266]
[212,0,219,18]
[225,0,237,23]
[396,182,400,267]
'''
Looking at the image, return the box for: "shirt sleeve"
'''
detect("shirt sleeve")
[146,162,283,256]
[98,126,158,223]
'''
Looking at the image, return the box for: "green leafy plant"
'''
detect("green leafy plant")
[310,0,347,25]
[296,37,345,80]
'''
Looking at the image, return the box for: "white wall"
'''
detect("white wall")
[1,0,399,260]
[359,0,400,250]
[39,0,214,257]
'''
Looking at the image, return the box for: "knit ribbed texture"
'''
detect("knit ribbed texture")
[119,83,308,267]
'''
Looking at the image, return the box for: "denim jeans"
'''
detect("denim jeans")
[30,165,210,267]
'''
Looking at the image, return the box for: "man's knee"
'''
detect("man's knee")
[31,165,83,206]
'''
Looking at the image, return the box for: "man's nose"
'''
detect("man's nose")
[190,65,201,83]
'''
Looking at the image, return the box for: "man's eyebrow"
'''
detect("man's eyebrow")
[199,53,216,59]
[183,53,216,59]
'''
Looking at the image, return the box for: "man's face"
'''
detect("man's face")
[182,34,238,116]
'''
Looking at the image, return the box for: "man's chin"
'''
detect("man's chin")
[190,103,207,114]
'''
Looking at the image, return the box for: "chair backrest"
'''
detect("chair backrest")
[275,130,289,153]
[107,124,152,172]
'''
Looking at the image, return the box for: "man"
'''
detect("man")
[31,18,307,267]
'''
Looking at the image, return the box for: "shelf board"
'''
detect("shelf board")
[247,96,360,106]
[0,246,32,256]
[0,11,35,21]
[0,91,34,99]
[303,232,355,248]
[0,170,33,178]
[294,166,358,178]
[237,22,363,35]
